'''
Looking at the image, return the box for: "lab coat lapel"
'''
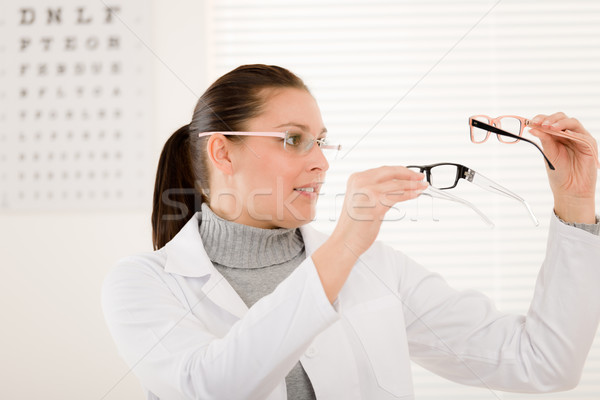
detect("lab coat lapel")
[299,224,328,255]
[204,224,327,319]
[164,212,248,319]
[200,271,249,319]
[165,219,328,321]
[198,224,326,321]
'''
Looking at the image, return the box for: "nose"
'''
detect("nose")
[306,144,329,173]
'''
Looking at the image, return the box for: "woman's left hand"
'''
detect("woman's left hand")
[529,112,597,224]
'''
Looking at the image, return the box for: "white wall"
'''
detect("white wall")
[0,1,207,398]
[3,1,599,399]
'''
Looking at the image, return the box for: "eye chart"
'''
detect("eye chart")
[0,1,153,210]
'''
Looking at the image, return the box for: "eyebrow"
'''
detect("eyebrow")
[275,122,328,135]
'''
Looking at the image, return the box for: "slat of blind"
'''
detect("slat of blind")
[209,0,600,398]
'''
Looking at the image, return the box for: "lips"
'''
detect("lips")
[293,182,322,194]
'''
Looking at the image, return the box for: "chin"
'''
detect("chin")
[278,210,315,229]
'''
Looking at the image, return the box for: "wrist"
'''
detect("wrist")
[553,195,596,224]
[317,233,360,266]
[312,235,359,304]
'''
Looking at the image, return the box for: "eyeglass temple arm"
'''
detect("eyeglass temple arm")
[198,131,286,138]
[465,169,540,226]
[471,120,555,170]
[320,143,342,150]
[420,186,495,228]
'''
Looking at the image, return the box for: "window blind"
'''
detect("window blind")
[206,1,600,398]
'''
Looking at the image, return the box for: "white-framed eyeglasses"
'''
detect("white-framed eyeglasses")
[198,131,341,156]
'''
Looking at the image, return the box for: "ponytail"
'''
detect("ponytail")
[151,124,204,250]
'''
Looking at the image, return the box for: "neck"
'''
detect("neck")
[208,198,304,229]
[199,203,304,268]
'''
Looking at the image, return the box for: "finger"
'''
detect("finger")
[350,180,427,204]
[546,118,590,137]
[529,119,596,152]
[378,180,428,206]
[374,178,428,194]
[530,114,549,125]
[528,127,561,151]
[348,179,425,201]
[546,111,568,122]
[530,126,595,162]
[540,111,568,126]
[348,167,423,189]
[380,190,424,207]
[530,112,592,141]
[536,113,591,137]
[531,112,568,128]
[369,165,425,184]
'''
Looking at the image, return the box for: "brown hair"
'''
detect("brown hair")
[151,64,309,249]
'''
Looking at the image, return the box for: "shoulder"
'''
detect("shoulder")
[102,248,169,292]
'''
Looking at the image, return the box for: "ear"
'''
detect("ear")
[206,134,234,175]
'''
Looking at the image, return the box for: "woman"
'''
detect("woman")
[102,64,600,400]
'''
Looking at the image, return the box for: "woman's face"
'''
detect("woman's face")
[212,87,330,229]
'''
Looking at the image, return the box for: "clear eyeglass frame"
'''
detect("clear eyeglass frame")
[419,186,495,228]
[198,131,341,156]
[407,162,539,226]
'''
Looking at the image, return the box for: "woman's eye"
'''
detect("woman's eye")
[285,134,303,147]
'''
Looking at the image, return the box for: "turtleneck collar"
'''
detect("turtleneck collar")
[198,203,304,269]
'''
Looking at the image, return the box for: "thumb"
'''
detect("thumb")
[528,127,559,155]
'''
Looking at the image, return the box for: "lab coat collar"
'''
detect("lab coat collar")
[299,224,327,255]
[164,212,213,278]
[162,213,328,320]
[163,211,328,278]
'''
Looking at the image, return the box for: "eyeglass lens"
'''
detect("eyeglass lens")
[408,164,460,190]
[497,117,522,141]
[283,131,339,157]
[283,132,311,153]
[428,164,460,189]
[471,116,523,143]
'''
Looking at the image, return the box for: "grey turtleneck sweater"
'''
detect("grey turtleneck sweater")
[199,203,317,399]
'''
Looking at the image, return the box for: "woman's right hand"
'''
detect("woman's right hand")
[312,166,428,303]
[333,166,428,255]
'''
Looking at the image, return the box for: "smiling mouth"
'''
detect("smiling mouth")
[294,187,316,193]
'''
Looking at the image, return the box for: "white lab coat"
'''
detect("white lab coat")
[102,212,600,400]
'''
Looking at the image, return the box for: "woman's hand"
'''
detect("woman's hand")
[332,166,428,255]
[529,112,597,224]
[312,166,427,303]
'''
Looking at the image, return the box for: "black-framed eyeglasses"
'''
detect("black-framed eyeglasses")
[469,116,555,170]
[407,162,539,226]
